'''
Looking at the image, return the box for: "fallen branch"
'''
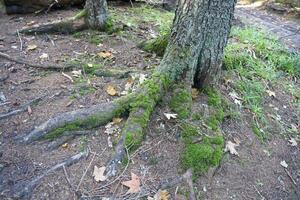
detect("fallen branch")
[0,52,70,70]
[12,150,88,199]
[0,95,45,120]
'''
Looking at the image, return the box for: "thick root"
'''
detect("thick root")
[17,9,87,34]
[105,74,170,177]
[20,95,134,144]
[12,150,88,200]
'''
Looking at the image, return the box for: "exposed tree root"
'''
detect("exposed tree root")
[17,9,88,34]
[0,95,45,120]
[0,52,70,70]
[20,94,135,144]
[12,150,88,200]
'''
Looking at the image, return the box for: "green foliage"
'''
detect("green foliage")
[181,134,224,177]
[140,31,170,56]
[170,86,192,119]
[225,27,300,77]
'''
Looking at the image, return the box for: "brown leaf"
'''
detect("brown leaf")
[112,117,122,124]
[224,141,239,156]
[97,51,113,59]
[26,44,37,51]
[266,90,276,97]
[93,166,107,182]
[191,88,199,99]
[121,172,140,194]
[106,85,117,96]
[62,143,69,148]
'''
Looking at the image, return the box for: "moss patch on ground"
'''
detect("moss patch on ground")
[180,123,224,177]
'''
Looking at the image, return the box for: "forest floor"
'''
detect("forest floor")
[0,1,299,200]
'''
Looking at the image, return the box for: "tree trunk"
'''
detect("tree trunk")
[159,0,236,88]
[84,0,108,30]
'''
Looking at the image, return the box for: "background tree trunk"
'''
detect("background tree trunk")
[84,0,108,30]
[158,0,236,88]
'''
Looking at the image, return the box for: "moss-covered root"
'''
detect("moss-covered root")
[105,74,170,177]
[17,9,88,34]
[139,32,170,56]
[170,84,192,119]
[20,95,134,144]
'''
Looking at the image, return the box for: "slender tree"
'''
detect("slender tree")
[20,0,237,178]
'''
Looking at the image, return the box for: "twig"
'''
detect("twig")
[63,165,75,191]
[92,146,131,193]
[13,150,88,199]
[254,185,266,200]
[0,52,69,70]
[76,148,106,191]
[284,168,297,186]
[0,95,45,120]
[16,30,23,51]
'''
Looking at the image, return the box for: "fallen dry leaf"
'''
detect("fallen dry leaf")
[164,113,177,120]
[93,166,107,182]
[62,143,68,148]
[280,160,288,168]
[62,72,74,83]
[191,88,199,99]
[266,90,276,97]
[39,53,49,60]
[26,44,37,51]
[71,70,82,77]
[121,172,140,194]
[112,117,122,125]
[288,138,297,147]
[106,85,118,96]
[139,74,147,84]
[107,136,113,148]
[224,141,239,156]
[97,51,113,59]
[153,190,170,200]
[27,106,32,115]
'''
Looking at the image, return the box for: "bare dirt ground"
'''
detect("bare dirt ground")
[0,2,299,200]
[235,3,300,51]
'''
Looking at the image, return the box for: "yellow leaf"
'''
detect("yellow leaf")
[191,88,199,99]
[62,143,69,148]
[106,85,117,96]
[112,117,122,124]
[97,51,113,59]
[26,44,37,51]
[266,90,276,97]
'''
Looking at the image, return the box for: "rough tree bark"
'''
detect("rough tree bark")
[19,0,237,190]
[84,0,108,29]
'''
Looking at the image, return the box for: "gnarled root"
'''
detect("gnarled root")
[20,94,134,144]
[17,9,87,34]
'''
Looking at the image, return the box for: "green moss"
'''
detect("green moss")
[140,31,170,56]
[83,63,104,75]
[88,34,103,45]
[252,124,268,142]
[180,120,224,177]
[203,88,222,107]
[124,73,171,150]
[170,86,192,119]
[181,135,224,176]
